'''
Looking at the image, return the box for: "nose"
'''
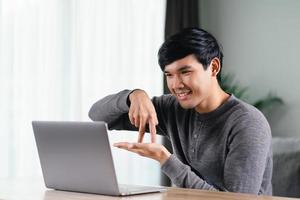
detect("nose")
[171,75,184,89]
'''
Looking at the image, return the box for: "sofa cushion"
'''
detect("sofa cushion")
[272,137,300,198]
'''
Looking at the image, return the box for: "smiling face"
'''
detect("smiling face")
[164,54,219,111]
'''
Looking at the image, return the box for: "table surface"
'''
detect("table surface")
[0,178,299,200]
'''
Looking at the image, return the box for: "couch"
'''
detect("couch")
[272,137,300,198]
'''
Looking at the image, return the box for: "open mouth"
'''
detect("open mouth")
[175,90,192,100]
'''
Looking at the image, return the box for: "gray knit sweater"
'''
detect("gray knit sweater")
[89,90,273,195]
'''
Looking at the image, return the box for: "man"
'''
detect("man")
[89,28,273,195]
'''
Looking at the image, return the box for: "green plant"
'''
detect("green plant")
[220,73,284,113]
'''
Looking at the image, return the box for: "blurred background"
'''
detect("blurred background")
[0,0,165,185]
[1,0,300,198]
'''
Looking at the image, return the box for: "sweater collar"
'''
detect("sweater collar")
[194,94,237,122]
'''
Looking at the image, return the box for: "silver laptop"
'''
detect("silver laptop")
[32,121,166,196]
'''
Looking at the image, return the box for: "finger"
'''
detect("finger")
[134,114,139,127]
[113,142,133,150]
[149,118,157,143]
[128,111,134,125]
[155,117,159,125]
[131,142,148,148]
[114,143,146,156]
[138,119,146,143]
[130,149,145,156]
[152,113,159,125]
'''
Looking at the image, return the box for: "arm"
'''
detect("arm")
[162,113,272,194]
[89,90,137,131]
[114,142,218,190]
[101,91,220,190]
[223,114,272,194]
[161,155,219,191]
[89,89,170,139]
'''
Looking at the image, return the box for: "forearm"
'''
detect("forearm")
[89,90,135,130]
[158,149,171,165]
[161,155,219,191]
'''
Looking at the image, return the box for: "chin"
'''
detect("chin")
[178,101,196,109]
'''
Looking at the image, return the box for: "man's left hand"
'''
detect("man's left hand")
[113,142,171,165]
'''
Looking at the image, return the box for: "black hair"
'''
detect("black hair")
[158,27,224,82]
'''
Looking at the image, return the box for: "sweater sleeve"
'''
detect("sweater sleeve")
[161,111,272,194]
[223,113,272,194]
[88,90,170,135]
[88,90,137,131]
[161,155,219,191]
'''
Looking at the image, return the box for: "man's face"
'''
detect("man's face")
[164,54,215,110]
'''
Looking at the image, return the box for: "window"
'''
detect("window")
[0,0,166,185]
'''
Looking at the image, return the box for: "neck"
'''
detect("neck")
[195,84,230,114]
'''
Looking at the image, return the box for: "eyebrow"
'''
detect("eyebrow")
[164,65,192,74]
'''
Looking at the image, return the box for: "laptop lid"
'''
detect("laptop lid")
[32,121,120,195]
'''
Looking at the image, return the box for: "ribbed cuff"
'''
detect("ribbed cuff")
[117,90,132,112]
[161,154,187,180]
[125,89,143,107]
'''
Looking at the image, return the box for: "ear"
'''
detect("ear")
[210,58,221,77]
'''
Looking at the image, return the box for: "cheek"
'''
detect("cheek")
[166,79,172,90]
[188,75,210,93]
[185,75,200,90]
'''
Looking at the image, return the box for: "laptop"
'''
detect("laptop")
[32,121,166,196]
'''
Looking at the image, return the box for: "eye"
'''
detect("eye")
[165,73,173,77]
[181,70,191,75]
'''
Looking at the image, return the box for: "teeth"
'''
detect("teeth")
[178,93,187,97]
[174,89,191,98]
[177,92,190,97]
[175,90,190,94]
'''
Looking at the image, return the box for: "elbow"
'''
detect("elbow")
[88,106,97,121]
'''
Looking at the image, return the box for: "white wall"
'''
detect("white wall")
[199,0,300,137]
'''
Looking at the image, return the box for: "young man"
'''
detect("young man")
[89,28,273,195]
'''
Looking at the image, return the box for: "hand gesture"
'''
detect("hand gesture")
[114,142,171,165]
[128,90,158,143]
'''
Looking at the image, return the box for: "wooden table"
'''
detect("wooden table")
[0,178,299,200]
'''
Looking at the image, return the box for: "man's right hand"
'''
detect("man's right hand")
[128,89,158,143]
